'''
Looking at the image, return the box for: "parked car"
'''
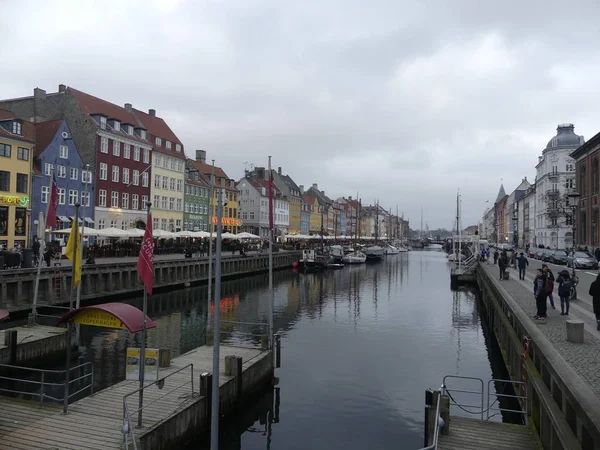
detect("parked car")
[534,248,547,260]
[547,250,568,265]
[528,249,536,258]
[567,251,599,269]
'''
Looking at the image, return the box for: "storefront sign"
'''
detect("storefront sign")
[126,348,159,381]
[73,309,128,329]
[0,195,29,207]
[212,217,242,226]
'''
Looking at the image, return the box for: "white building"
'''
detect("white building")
[534,124,583,249]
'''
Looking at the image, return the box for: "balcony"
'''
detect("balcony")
[546,189,560,198]
[548,170,559,180]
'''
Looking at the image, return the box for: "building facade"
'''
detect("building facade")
[303,194,321,234]
[184,173,210,232]
[535,124,582,249]
[32,120,94,240]
[0,112,34,249]
[271,167,303,235]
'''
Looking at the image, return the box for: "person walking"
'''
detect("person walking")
[533,268,548,321]
[542,264,556,309]
[589,273,600,330]
[517,252,529,280]
[493,250,499,265]
[556,270,571,316]
[498,251,508,280]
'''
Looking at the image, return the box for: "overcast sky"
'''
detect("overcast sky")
[2,0,600,229]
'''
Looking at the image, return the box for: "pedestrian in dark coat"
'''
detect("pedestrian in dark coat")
[533,268,548,320]
[517,252,529,280]
[556,270,571,315]
[589,273,600,330]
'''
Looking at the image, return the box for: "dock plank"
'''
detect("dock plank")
[0,345,267,450]
[438,416,539,450]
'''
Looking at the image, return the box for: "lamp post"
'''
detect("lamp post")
[567,191,581,297]
[512,209,518,249]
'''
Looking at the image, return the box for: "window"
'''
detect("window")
[98,219,105,230]
[155,137,162,146]
[82,170,92,184]
[566,178,575,189]
[110,220,117,228]
[162,176,168,189]
[100,116,107,129]
[142,195,148,207]
[121,221,128,230]
[250,212,255,220]
[57,165,66,178]
[154,175,160,188]
[131,169,139,186]
[17,147,29,161]
[123,168,130,185]
[170,159,176,170]
[166,141,171,149]
[99,163,108,180]
[70,167,78,180]
[177,180,182,191]
[176,219,181,230]
[41,186,49,203]
[154,154,161,167]
[45,163,53,176]
[143,148,149,164]
[81,191,90,207]
[113,141,120,157]
[154,195,160,207]
[100,137,108,153]
[16,173,28,193]
[0,143,11,158]
[122,193,129,209]
[99,189,107,207]
[170,178,175,190]
[162,157,168,169]
[0,171,9,191]
[567,163,574,172]
[153,217,159,230]
[113,121,120,132]
[142,172,148,187]
[162,196,167,209]
[169,198,174,210]
[123,144,131,159]
[185,203,190,213]
[140,130,147,140]
[161,218,167,230]
[176,198,182,211]
[59,145,68,159]
[12,121,21,135]
[127,125,134,135]
[112,165,120,182]
[58,188,66,205]
[69,189,78,205]
[133,146,140,161]
[111,191,119,208]
[175,144,181,153]
[132,194,139,210]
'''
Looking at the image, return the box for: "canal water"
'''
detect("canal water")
[77,250,511,450]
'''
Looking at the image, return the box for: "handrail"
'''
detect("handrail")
[486,379,528,426]
[418,387,444,450]
[122,363,195,447]
[442,375,484,421]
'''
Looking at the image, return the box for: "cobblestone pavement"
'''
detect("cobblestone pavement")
[482,263,600,396]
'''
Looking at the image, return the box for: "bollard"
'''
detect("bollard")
[428,390,439,443]
[200,372,213,418]
[224,355,236,376]
[566,320,584,344]
[424,389,433,447]
[231,356,243,406]
[440,394,450,435]
[27,313,36,327]
[275,333,281,368]
[5,329,17,365]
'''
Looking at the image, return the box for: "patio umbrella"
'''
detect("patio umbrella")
[221,232,237,239]
[236,232,260,239]
[52,226,103,236]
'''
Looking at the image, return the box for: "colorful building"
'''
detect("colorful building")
[184,168,210,231]
[271,167,303,235]
[0,111,34,249]
[32,120,94,240]
[303,193,321,234]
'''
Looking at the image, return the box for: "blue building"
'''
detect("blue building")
[32,120,94,241]
[339,210,347,236]
[300,208,310,234]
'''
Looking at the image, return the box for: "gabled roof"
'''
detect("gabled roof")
[34,120,64,158]
[495,184,507,203]
[303,194,318,205]
[187,159,237,192]
[69,87,139,126]
[307,186,332,205]
[0,109,15,120]
[133,108,183,159]
[248,177,282,197]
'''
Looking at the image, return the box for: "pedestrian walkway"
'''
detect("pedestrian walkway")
[481,263,600,396]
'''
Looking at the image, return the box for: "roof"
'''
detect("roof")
[0,109,15,120]
[0,118,36,144]
[187,159,237,192]
[546,124,584,150]
[307,186,332,205]
[34,120,63,157]
[56,302,156,333]
[186,176,210,188]
[303,194,318,204]
[571,129,600,159]
[495,184,507,203]
[133,108,183,158]
[247,177,282,197]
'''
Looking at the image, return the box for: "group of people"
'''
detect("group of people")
[533,264,573,321]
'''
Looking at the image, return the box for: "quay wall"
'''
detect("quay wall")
[0,252,301,314]
[476,266,595,450]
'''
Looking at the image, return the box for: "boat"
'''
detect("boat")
[328,245,345,263]
[297,249,327,273]
[326,263,344,270]
[385,245,400,255]
[342,251,367,264]
[425,243,443,250]
[398,246,409,252]
[364,245,384,261]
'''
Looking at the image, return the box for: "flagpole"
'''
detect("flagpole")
[206,160,215,340]
[210,187,224,450]
[75,164,90,345]
[138,200,152,427]
[268,156,274,349]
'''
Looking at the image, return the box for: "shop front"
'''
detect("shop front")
[0,194,30,250]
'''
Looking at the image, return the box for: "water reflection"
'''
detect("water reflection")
[72,251,510,450]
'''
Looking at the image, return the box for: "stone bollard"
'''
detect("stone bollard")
[566,320,584,343]
[200,372,213,418]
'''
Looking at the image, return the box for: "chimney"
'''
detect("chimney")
[312,183,318,190]
[255,167,265,179]
[196,150,206,164]
[33,88,46,123]
[124,103,132,112]
[149,109,156,117]
[58,84,66,93]
[34,87,46,100]
[278,166,282,175]
[299,185,304,194]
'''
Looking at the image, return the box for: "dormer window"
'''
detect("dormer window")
[100,116,107,129]
[12,121,21,135]
[113,121,120,132]
[155,137,162,146]
[127,125,134,135]
[175,144,181,152]
[166,141,172,149]
[136,129,147,140]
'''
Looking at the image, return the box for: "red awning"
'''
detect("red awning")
[56,302,156,333]
[0,309,8,321]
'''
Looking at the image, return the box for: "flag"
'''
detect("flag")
[268,172,274,231]
[137,214,154,295]
[65,219,81,287]
[46,174,59,228]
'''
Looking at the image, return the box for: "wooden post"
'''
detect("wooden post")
[5,329,17,365]
[224,355,235,376]
[232,356,243,406]
[424,389,433,447]
[441,394,450,435]
[200,372,213,418]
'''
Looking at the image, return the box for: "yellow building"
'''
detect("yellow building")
[304,194,321,234]
[0,113,34,249]
[189,151,240,234]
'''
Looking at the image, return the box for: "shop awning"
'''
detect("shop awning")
[69,217,83,223]
[58,216,70,222]
[57,303,156,333]
[84,217,95,224]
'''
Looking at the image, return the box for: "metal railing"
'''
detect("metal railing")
[487,378,528,426]
[443,375,484,421]
[0,361,94,407]
[122,363,195,450]
[419,386,444,450]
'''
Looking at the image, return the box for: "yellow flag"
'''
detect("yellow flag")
[65,220,81,288]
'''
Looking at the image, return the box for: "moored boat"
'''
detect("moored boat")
[342,251,367,264]
[364,245,384,261]
[385,245,400,255]
[297,249,327,273]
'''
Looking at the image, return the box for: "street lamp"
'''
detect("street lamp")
[512,209,518,249]
[567,191,580,251]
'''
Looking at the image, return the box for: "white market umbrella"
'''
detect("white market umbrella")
[52,226,103,237]
[123,228,145,238]
[174,230,194,238]
[191,231,210,238]
[221,232,238,239]
[153,229,174,238]
[236,232,260,239]
[98,227,128,238]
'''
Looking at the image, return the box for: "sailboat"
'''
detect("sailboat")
[343,196,366,264]
[365,199,384,261]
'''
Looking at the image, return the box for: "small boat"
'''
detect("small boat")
[424,243,443,250]
[328,245,345,263]
[364,245,384,261]
[398,246,409,252]
[327,263,344,270]
[385,245,400,255]
[297,249,327,273]
[342,251,367,264]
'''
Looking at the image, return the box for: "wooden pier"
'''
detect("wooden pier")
[0,344,273,450]
[438,416,539,450]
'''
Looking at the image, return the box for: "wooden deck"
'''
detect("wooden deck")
[0,345,269,450]
[438,416,539,450]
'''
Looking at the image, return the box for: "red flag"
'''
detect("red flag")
[137,214,154,295]
[268,171,274,230]
[46,175,59,228]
